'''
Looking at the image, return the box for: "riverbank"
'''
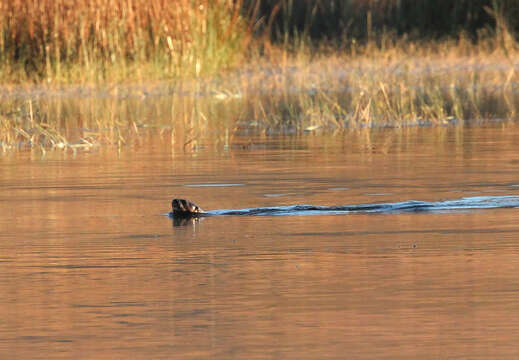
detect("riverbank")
[1,40,518,152]
[1,0,517,84]
[1,1,518,152]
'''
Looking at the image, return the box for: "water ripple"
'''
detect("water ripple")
[206,195,519,216]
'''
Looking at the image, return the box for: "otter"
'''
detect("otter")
[169,195,519,219]
[171,198,205,217]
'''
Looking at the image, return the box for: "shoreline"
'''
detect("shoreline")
[1,47,518,153]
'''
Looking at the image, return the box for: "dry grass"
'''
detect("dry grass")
[225,36,518,134]
[0,1,518,152]
[1,37,518,153]
[0,0,250,82]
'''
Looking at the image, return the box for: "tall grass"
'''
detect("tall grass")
[1,40,518,152]
[0,0,250,82]
[0,1,518,152]
[1,0,517,82]
[236,42,519,132]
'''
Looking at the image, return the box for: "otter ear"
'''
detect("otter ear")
[172,199,184,211]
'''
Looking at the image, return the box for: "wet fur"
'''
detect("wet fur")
[171,199,205,217]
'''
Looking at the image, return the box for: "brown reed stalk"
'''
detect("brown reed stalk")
[0,0,250,81]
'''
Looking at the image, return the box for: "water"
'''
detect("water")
[2,125,519,359]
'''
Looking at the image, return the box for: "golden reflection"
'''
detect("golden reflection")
[1,127,519,358]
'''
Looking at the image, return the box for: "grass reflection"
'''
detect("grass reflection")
[1,47,518,152]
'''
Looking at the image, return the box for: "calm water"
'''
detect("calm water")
[2,125,519,359]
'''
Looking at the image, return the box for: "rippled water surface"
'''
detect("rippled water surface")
[2,125,519,359]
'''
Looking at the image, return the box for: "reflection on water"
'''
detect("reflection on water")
[1,125,519,359]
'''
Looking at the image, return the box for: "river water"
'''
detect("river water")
[1,124,519,359]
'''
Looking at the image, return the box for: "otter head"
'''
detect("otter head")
[171,199,204,216]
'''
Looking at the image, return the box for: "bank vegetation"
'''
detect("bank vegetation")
[0,0,518,151]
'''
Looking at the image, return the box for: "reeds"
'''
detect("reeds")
[235,46,518,133]
[1,0,518,83]
[0,0,250,82]
[1,39,517,152]
[0,1,518,152]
